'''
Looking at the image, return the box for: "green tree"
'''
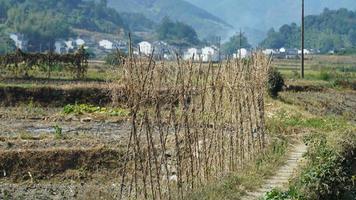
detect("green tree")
[156,17,200,47]
[0,0,10,22]
[222,33,251,55]
[121,12,156,32]
[2,0,128,51]
[7,9,71,51]
[260,28,285,49]
[0,33,15,54]
[348,30,356,45]
[260,8,356,52]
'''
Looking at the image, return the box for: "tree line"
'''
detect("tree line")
[0,0,127,52]
[260,8,356,53]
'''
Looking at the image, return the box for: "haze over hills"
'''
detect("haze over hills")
[105,0,233,39]
[2,0,356,53]
[188,0,356,45]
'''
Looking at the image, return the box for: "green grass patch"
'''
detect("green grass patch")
[62,103,129,117]
[276,112,349,132]
[54,125,64,140]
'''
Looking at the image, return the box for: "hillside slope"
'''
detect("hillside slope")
[0,0,129,51]
[260,8,356,52]
[106,0,233,39]
[188,0,356,44]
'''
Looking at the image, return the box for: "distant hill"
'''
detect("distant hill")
[260,8,356,53]
[0,0,128,51]
[120,12,157,32]
[188,0,356,45]
[105,0,233,39]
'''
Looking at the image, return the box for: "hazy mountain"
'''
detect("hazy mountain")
[260,8,356,52]
[105,0,233,39]
[188,0,356,45]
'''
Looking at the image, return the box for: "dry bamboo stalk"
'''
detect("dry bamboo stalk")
[113,52,270,199]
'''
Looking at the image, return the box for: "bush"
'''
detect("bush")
[318,71,332,81]
[267,67,285,98]
[105,51,127,66]
[54,125,63,140]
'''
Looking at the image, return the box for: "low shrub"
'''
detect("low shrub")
[317,71,332,81]
[105,51,127,66]
[267,67,285,98]
[54,125,63,140]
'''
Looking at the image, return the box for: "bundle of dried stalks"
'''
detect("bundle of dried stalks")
[112,52,271,200]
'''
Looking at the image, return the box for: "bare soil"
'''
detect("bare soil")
[1,85,355,199]
[0,85,113,106]
[0,105,131,199]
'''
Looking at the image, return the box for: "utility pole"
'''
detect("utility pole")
[239,29,242,59]
[301,0,305,78]
[217,36,221,62]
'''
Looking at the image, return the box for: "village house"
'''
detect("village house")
[54,40,67,54]
[298,49,311,55]
[279,47,286,53]
[233,48,250,59]
[152,41,174,59]
[116,40,128,52]
[55,38,93,54]
[75,38,85,47]
[263,49,277,56]
[99,40,114,50]
[201,46,219,62]
[138,41,153,55]
[285,48,299,59]
[9,33,28,51]
[183,48,201,61]
[274,47,299,59]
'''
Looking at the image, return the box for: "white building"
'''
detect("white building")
[99,40,114,50]
[164,53,175,60]
[263,49,277,55]
[201,46,219,62]
[64,40,74,51]
[183,48,201,61]
[9,33,28,50]
[233,48,250,59]
[138,41,153,55]
[54,40,67,54]
[298,49,311,55]
[279,47,286,53]
[75,38,85,46]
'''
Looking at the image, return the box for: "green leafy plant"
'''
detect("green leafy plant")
[105,50,127,66]
[62,103,129,117]
[264,188,291,200]
[318,71,332,81]
[54,125,63,140]
[267,67,285,98]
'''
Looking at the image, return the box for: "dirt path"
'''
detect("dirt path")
[242,143,308,200]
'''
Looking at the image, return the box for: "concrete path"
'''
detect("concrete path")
[241,143,308,200]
